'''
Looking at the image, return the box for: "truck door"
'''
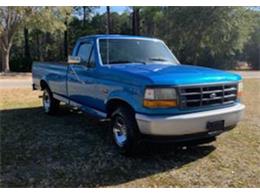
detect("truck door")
[67,41,98,108]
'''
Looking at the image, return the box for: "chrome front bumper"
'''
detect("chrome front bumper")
[136,103,245,136]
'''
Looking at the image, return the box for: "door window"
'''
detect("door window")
[77,42,92,64]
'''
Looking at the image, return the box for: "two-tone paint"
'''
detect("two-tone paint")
[32,35,243,121]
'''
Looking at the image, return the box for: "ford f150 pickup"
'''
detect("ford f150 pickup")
[32,34,245,154]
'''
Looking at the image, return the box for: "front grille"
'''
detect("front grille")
[178,83,238,108]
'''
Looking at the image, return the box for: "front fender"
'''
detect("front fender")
[105,89,142,112]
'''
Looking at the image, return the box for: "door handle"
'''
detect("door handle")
[102,88,108,94]
[68,70,74,74]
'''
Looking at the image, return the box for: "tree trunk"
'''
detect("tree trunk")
[0,33,12,72]
[36,31,40,60]
[83,6,86,27]
[2,49,10,72]
[132,8,136,35]
[132,7,140,35]
[106,6,111,34]
[24,28,31,60]
[0,51,3,72]
[136,8,140,35]
[64,17,68,60]
[258,43,260,70]
[64,30,68,60]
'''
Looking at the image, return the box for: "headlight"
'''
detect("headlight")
[144,88,177,108]
[237,81,243,98]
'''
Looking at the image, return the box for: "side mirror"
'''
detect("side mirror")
[68,56,81,64]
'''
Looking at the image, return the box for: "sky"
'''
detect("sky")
[95,6,130,14]
[95,6,260,14]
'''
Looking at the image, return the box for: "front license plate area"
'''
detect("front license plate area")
[207,120,225,134]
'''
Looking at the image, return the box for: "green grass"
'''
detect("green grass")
[0,80,260,187]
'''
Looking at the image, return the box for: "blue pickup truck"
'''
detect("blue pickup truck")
[32,34,245,154]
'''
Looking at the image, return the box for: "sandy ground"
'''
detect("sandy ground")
[0,79,32,89]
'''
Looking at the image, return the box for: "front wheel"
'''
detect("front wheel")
[111,107,142,155]
[42,88,60,115]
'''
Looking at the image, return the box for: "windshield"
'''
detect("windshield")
[99,38,180,65]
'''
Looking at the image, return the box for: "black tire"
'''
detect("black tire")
[111,106,142,155]
[42,87,60,115]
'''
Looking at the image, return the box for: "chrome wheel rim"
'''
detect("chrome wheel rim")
[113,116,127,147]
[43,90,50,112]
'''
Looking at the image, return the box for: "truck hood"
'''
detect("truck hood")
[110,64,242,85]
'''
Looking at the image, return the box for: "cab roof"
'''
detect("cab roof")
[78,34,160,41]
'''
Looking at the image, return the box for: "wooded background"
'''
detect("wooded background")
[0,6,259,72]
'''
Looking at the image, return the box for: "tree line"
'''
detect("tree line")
[0,6,259,72]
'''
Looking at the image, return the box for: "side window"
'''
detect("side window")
[77,42,92,64]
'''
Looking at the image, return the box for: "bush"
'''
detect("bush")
[10,57,33,72]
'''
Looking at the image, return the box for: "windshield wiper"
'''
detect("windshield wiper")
[108,60,146,64]
[149,57,170,62]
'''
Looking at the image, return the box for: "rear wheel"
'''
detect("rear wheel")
[42,88,60,115]
[111,106,141,155]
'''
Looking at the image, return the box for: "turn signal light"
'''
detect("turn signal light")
[143,99,177,108]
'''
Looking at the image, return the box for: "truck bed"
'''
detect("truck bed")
[32,61,68,96]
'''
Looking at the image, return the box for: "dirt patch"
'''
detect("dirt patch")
[0,72,32,80]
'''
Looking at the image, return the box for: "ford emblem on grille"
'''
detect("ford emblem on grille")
[210,92,217,99]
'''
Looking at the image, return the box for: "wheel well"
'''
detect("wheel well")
[106,99,135,118]
[40,80,49,90]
